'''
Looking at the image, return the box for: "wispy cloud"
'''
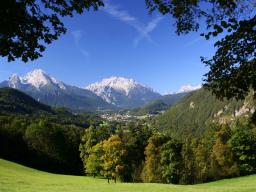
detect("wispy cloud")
[80,49,89,57]
[184,36,217,48]
[71,30,89,57]
[184,37,203,47]
[103,3,136,22]
[102,1,163,46]
[133,16,163,46]
[71,30,83,46]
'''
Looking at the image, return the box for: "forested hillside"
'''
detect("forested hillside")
[0,88,103,175]
[130,92,188,115]
[0,88,53,114]
[156,88,256,138]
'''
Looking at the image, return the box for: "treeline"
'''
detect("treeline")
[183,118,256,184]
[0,112,103,175]
[79,117,256,184]
[1,88,256,184]
[1,106,255,183]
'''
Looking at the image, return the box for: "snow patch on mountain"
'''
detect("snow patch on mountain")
[8,74,21,88]
[86,76,161,108]
[86,76,150,96]
[177,84,201,93]
[0,69,112,110]
[7,69,67,90]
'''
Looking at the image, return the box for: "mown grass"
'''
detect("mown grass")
[1,158,256,192]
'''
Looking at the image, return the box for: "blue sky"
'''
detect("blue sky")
[0,0,217,94]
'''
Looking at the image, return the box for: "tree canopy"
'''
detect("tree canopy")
[0,0,103,62]
[146,0,256,99]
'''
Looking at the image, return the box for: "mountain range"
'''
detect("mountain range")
[0,69,112,111]
[86,76,162,108]
[0,69,198,111]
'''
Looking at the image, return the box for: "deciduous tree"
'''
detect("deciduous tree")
[0,0,103,62]
[146,0,256,99]
[85,142,103,177]
[160,139,182,184]
[142,134,170,183]
[101,135,126,183]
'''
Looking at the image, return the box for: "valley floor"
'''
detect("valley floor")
[0,158,256,192]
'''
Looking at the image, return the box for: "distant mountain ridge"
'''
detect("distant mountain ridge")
[131,92,189,115]
[0,69,199,111]
[86,76,162,108]
[0,69,113,111]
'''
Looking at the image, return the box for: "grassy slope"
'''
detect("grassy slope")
[1,159,256,192]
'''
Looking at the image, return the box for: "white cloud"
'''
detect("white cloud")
[102,1,163,46]
[71,30,83,46]
[177,84,202,93]
[103,3,136,22]
[133,16,163,46]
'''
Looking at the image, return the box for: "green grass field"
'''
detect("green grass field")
[1,158,256,192]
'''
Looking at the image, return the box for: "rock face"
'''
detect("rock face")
[0,69,113,111]
[86,76,162,108]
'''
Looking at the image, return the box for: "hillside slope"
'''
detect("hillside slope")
[0,88,54,114]
[132,92,188,115]
[157,88,255,137]
[0,88,102,175]
[1,158,256,192]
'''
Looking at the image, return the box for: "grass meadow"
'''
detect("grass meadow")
[1,158,256,192]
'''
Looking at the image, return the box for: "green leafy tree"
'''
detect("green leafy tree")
[122,122,153,182]
[180,140,197,184]
[211,126,239,179]
[160,139,182,184]
[79,124,114,174]
[24,119,83,174]
[142,134,170,183]
[194,142,210,183]
[229,121,256,175]
[85,142,103,177]
[146,0,256,99]
[79,125,98,173]
[0,0,103,62]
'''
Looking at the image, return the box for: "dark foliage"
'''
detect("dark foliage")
[0,0,103,62]
[203,17,256,100]
[0,88,53,114]
[146,0,256,99]
[0,88,102,175]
